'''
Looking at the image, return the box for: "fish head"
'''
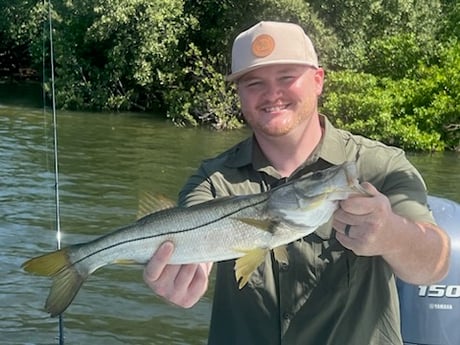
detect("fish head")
[267,162,365,228]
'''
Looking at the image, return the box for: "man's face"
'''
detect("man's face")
[237,64,324,137]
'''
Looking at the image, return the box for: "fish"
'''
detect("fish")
[22,161,370,317]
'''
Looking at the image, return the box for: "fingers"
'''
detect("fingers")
[335,222,357,244]
[333,209,360,239]
[333,182,392,255]
[360,181,379,195]
[144,241,174,282]
[177,263,211,307]
[143,241,211,308]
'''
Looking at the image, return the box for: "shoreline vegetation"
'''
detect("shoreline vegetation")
[1,0,459,151]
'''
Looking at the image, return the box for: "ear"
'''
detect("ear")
[314,67,325,95]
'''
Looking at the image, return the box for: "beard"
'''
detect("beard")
[244,102,315,137]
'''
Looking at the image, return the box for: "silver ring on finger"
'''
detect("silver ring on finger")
[344,224,352,237]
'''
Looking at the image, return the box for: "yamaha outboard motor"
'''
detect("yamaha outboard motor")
[398,196,460,345]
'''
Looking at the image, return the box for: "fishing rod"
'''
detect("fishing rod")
[43,0,64,343]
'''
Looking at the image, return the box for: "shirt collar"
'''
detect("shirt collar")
[316,114,348,166]
[223,136,254,168]
[223,114,348,171]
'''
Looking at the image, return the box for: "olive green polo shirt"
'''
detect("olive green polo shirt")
[179,115,434,345]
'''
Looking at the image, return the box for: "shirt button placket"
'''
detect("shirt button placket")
[280,310,293,340]
[282,311,292,320]
[278,252,294,339]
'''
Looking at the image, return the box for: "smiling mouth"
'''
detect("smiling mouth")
[263,104,289,113]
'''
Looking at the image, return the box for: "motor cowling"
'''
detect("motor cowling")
[398,196,460,345]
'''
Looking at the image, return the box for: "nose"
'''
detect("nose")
[263,80,283,100]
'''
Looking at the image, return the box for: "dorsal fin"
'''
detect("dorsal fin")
[137,192,176,219]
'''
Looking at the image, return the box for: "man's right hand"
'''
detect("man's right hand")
[143,241,212,308]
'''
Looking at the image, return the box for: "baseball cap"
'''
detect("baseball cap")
[227,21,319,82]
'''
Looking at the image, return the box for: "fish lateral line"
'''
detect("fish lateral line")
[71,195,271,267]
[20,161,366,317]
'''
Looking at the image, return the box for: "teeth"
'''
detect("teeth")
[264,105,287,112]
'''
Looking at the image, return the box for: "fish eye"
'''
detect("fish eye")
[311,171,323,180]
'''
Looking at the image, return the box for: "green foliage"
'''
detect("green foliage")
[159,44,243,129]
[1,0,458,151]
[410,44,460,150]
[321,42,460,151]
[310,0,442,72]
[439,1,460,41]
[322,71,444,151]
[46,0,195,111]
[183,0,337,77]
[365,33,424,78]
[0,0,42,75]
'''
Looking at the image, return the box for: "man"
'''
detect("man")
[143,21,450,344]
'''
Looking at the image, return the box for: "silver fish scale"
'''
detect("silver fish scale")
[72,192,274,273]
[22,162,368,317]
[70,162,362,275]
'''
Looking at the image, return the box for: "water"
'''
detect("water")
[1,90,459,344]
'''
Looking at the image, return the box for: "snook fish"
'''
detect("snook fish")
[22,162,369,317]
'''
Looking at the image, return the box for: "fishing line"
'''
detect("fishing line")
[43,0,65,343]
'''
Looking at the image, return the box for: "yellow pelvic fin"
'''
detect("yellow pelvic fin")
[235,217,277,233]
[22,249,87,317]
[113,259,143,266]
[273,246,289,265]
[234,248,268,289]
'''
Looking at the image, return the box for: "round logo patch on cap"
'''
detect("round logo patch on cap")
[251,34,275,57]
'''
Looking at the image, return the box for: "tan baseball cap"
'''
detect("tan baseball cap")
[227,21,319,82]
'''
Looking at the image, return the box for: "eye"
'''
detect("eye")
[247,81,262,87]
[311,171,324,180]
[240,79,264,90]
[280,75,296,83]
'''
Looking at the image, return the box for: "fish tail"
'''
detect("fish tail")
[22,249,71,276]
[22,249,87,317]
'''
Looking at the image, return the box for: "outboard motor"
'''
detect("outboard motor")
[398,196,460,345]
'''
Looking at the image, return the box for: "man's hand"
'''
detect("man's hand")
[143,241,212,308]
[333,182,450,284]
[333,182,395,256]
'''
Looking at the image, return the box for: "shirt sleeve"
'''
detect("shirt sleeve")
[384,155,436,225]
[359,147,436,225]
[178,164,216,207]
